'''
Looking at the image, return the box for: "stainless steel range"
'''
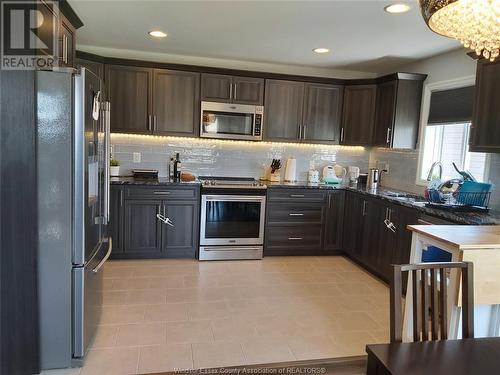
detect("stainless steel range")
[199,177,267,260]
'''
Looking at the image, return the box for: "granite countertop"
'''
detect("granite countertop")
[267,180,500,225]
[110,176,201,186]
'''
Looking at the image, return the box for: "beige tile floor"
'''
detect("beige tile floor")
[43,256,390,375]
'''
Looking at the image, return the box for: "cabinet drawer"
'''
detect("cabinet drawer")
[267,189,326,202]
[267,203,324,224]
[125,186,198,200]
[266,225,322,249]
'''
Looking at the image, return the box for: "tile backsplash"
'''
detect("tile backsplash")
[110,134,370,181]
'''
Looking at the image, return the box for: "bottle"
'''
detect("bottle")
[173,153,181,181]
[169,157,175,180]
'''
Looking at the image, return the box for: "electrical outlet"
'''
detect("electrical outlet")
[133,152,141,163]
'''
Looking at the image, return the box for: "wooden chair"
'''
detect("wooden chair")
[390,262,474,343]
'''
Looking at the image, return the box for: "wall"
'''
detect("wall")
[111,134,370,182]
[370,49,500,210]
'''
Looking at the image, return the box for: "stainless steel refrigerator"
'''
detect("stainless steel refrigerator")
[37,67,111,369]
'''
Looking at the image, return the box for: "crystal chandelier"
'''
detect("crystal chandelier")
[420,0,500,61]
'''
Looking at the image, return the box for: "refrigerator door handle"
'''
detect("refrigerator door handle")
[93,238,112,273]
[103,102,111,224]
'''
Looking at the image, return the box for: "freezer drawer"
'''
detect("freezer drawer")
[73,238,111,358]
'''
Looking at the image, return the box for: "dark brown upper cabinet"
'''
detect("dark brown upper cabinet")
[152,69,200,137]
[341,84,377,146]
[106,65,200,136]
[264,80,343,144]
[470,59,500,153]
[264,79,305,142]
[302,83,343,144]
[106,65,153,133]
[373,75,426,149]
[201,73,264,105]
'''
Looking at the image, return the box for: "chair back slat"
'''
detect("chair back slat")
[412,269,421,341]
[390,262,474,343]
[430,269,439,340]
[440,267,448,340]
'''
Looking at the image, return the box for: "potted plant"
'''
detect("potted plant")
[110,159,120,177]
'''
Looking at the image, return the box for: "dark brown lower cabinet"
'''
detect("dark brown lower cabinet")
[323,190,345,253]
[109,185,200,259]
[342,193,419,284]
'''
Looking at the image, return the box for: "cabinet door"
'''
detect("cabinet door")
[59,16,75,68]
[302,83,343,144]
[233,76,264,105]
[323,190,345,253]
[200,74,233,103]
[342,192,365,259]
[341,85,377,146]
[162,201,199,259]
[377,205,398,282]
[361,198,384,267]
[123,200,163,256]
[106,65,153,133]
[109,187,124,256]
[373,80,397,147]
[152,69,200,136]
[470,60,500,152]
[264,79,304,142]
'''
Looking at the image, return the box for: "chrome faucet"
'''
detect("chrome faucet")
[427,161,443,181]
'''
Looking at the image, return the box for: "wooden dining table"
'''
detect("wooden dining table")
[366,337,500,375]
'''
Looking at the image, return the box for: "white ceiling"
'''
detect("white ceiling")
[70,0,460,74]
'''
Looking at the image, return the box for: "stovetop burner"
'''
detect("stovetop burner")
[198,176,266,189]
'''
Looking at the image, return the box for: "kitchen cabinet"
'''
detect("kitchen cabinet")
[264,80,343,144]
[201,73,264,105]
[152,69,200,137]
[469,59,500,152]
[302,83,344,144]
[323,190,345,253]
[109,186,124,255]
[373,76,425,149]
[106,65,200,136]
[109,185,200,259]
[264,79,305,142]
[342,191,367,260]
[341,85,377,146]
[105,65,153,133]
[265,188,327,255]
[123,199,163,257]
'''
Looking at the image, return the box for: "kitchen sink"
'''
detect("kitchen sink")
[382,191,427,203]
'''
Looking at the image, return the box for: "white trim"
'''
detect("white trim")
[415,75,476,186]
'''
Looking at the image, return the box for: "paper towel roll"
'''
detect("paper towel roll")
[284,157,297,182]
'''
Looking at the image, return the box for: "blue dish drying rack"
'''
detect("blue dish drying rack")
[426,181,492,212]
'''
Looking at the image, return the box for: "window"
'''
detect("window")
[420,122,489,182]
[417,80,489,185]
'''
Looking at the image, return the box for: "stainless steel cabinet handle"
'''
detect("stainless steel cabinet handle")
[229,82,233,99]
[290,194,305,198]
[148,115,152,131]
[385,207,389,220]
[303,125,307,140]
[154,116,157,132]
[154,191,171,195]
[288,237,303,240]
[120,189,123,207]
[233,83,237,99]
[386,127,392,144]
[289,213,304,216]
[340,127,345,142]
[298,125,303,140]
[93,238,112,273]
[362,200,367,216]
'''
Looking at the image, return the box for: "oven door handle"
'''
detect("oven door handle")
[204,195,266,202]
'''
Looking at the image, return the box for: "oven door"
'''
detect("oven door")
[200,194,266,245]
[200,102,261,141]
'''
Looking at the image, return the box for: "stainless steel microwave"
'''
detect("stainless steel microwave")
[200,101,263,141]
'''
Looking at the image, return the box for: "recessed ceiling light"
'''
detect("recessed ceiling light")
[384,3,411,14]
[148,30,167,38]
[313,48,330,54]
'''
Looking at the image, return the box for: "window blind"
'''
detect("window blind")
[427,86,475,125]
